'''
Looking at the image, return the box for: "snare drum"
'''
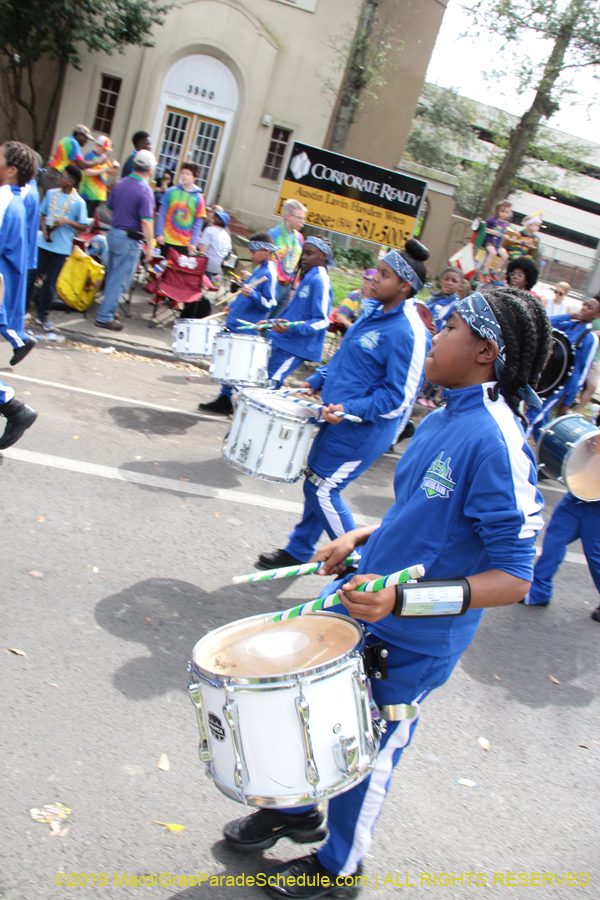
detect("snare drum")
[210,332,271,388]
[223,388,317,483]
[172,319,222,359]
[538,414,600,500]
[187,612,379,807]
[536,330,574,398]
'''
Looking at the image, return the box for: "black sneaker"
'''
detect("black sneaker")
[264,853,363,899]
[0,404,38,450]
[223,807,327,852]
[198,395,233,415]
[257,548,302,570]
[592,606,600,622]
[10,338,36,366]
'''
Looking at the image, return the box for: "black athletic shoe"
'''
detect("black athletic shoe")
[223,807,327,853]
[591,606,600,622]
[0,404,38,450]
[264,854,363,899]
[257,548,302,570]
[10,338,36,366]
[198,395,233,415]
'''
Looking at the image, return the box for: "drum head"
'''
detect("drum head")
[537,330,574,397]
[564,431,600,501]
[193,614,360,679]
[241,389,316,420]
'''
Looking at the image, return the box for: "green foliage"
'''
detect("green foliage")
[329,270,362,306]
[331,242,379,272]
[0,0,171,149]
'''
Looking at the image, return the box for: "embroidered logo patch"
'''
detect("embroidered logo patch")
[298,286,310,299]
[421,452,455,499]
[359,330,381,350]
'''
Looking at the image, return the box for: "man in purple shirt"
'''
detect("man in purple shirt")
[95,150,155,331]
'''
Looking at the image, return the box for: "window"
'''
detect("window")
[189,119,223,194]
[262,127,291,181]
[157,110,191,175]
[93,76,122,135]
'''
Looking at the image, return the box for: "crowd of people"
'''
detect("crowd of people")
[1,121,599,900]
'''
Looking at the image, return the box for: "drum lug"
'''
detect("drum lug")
[295,681,320,791]
[352,670,379,758]
[223,686,249,803]
[333,735,359,775]
[255,416,275,475]
[238,440,252,463]
[187,680,212,762]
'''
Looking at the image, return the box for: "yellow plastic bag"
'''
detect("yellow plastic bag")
[56,246,105,312]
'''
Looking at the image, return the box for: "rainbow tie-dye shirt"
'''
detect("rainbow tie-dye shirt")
[79,151,108,202]
[47,136,84,172]
[157,185,207,247]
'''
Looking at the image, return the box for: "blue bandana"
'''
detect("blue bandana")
[248,240,277,253]
[304,236,335,267]
[381,250,423,292]
[454,292,542,409]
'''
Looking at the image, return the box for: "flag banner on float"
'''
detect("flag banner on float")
[274,142,428,251]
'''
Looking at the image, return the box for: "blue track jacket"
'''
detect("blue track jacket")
[270,265,332,362]
[426,291,459,333]
[0,185,27,337]
[226,260,277,332]
[551,315,599,406]
[305,298,431,472]
[341,383,544,657]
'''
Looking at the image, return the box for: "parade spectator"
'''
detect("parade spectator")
[42,125,100,193]
[543,281,571,317]
[22,163,41,314]
[505,211,543,261]
[506,255,539,293]
[34,164,88,331]
[156,162,206,255]
[479,199,512,282]
[198,209,232,279]
[120,132,152,179]
[80,135,119,217]
[268,199,306,318]
[95,150,155,331]
[418,266,464,408]
[154,170,175,211]
[333,268,376,332]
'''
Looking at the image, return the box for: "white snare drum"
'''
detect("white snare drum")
[187,612,379,807]
[172,319,222,359]
[209,332,271,387]
[223,388,317,483]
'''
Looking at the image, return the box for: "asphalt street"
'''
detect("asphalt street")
[0,339,597,900]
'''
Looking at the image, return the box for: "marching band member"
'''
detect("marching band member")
[265,236,333,389]
[223,288,552,900]
[258,240,430,570]
[0,141,39,365]
[425,265,463,333]
[526,295,600,440]
[199,233,278,416]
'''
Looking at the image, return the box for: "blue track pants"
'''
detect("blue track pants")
[268,348,305,389]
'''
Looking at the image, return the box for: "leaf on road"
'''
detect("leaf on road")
[73,435,80,440]
[493,674,501,681]
[7,648,26,656]
[478,737,490,751]
[157,753,170,771]
[456,778,477,788]
[30,803,71,824]
[92,567,99,574]
[145,617,151,623]
[579,744,589,749]
[135,456,143,460]
[38,516,44,522]
[29,571,44,578]
[548,675,560,684]
[215,512,220,517]
[153,820,185,833]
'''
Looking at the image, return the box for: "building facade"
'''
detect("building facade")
[50,0,447,231]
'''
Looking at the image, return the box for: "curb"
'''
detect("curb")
[50,327,209,369]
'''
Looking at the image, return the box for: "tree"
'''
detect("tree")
[0,0,171,152]
[468,0,600,217]
[326,0,399,153]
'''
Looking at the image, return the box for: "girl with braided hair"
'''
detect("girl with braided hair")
[223,288,552,900]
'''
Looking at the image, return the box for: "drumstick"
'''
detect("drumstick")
[239,320,306,331]
[271,387,311,395]
[286,395,362,423]
[218,275,269,306]
[232,554,359,584]
[269,565,425,622]
[202,310,227,322]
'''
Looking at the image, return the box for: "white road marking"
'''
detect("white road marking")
[3,373,225,422]
[2,448,379,525]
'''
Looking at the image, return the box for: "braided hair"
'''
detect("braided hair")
[2,141,37,187]
[482,287,552,423]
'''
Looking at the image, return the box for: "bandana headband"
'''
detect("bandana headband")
[304,236,335,266]
[248,240,277,253]
[454,292,541,409]
[382,250,423,292]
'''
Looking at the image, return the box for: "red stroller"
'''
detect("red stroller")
[147,249,212,326]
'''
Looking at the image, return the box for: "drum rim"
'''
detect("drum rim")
[539,414,600,501]
[233,390,318,423]
[189,611,365,686]
[177,319,223,327]
[214,332,271,345]
[537,329,574,397]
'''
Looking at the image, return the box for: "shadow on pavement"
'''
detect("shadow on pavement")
[459,601,596,709]
[108,405,201,435]
[119,456,240,490]
[163,841,287,899]
[95,577,305,701]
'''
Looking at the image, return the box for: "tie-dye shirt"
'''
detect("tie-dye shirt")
[269,223,304,283]
[47,136,84,172]
[79,151,108,202]
[156,185,207,247]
